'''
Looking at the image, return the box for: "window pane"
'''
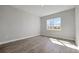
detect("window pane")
[47,20,50,26]
[53,17,61,26]
[47,17,61,30]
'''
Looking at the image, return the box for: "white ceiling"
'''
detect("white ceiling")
[11,5,75,17]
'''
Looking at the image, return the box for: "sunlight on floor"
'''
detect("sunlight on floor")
[49,38,79,50]
[49,38,64,46]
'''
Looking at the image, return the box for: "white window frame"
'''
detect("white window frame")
[47,17,61,31]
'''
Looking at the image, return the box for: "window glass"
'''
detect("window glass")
[47,17,61,30]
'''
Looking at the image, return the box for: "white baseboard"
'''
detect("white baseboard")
[40,34,75,41]
[0,34,40,45]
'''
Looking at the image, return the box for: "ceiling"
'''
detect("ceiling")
[11,5,75,17]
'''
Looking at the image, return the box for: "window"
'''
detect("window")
[47,17,61,31]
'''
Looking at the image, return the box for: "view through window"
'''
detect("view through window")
[47,17,61,30]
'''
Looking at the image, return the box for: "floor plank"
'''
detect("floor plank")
[0,36,79,53]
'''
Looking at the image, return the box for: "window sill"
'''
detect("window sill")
[47,29,61,31]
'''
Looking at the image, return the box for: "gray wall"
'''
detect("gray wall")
[40,9,75,40]
[0,6,40,43]
[75,6,79,46]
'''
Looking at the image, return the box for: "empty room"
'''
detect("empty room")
[0,5,79,53]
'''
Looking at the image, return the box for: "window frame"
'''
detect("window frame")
[47,17,61,31]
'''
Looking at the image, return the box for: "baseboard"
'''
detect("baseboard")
[40,35,75,42]
[0,34,40,45]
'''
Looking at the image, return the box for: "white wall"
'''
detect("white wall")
[40,9,75,40]
[75,6,79,46]
[0,6,40,44]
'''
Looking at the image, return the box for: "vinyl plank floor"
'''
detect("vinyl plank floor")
[0,36,79,53]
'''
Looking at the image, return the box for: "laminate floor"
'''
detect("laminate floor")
[0,36,79,53]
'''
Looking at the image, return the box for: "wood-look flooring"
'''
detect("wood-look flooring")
[0,36,79,53]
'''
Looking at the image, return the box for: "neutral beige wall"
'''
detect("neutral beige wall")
[40,9,75,40]
[0,6,40,43]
